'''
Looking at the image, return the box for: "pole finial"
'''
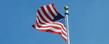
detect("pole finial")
[64,5,69,15]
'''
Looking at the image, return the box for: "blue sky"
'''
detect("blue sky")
[0,0,109,44]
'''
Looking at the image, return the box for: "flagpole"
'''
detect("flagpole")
[64,5,70,44]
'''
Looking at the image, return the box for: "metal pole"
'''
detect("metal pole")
[64,5,70,44]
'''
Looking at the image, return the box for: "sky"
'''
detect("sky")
[0,0,109,44]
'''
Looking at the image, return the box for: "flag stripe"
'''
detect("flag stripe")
[51,4,58,15]
[41,6,52,21]
[39,8,52,23]
[37,13,46,24]
[61,34,67,41]
[43,5,54,19]
[46,5,55,16]
[53,22,67,31]
[37,10,48,23]
[49,4,57,16]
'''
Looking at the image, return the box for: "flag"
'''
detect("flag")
[32,3,67,41]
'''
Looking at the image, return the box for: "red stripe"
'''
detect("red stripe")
[36,22,61,30]
[40,26,61,29]
[36,16,44,24]
[53,22,66,32]
[61,31,67,37]
[36,20,41,27]
[46,4,55,16]
[50,31,61,34]
[37,29,61,34]
[36,21,65,31]
[37,10,49,23]
[61,34,67,42]
[41,6,52,21]
[51,4,58,15]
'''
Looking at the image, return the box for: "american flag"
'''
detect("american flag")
[32,3,67,41]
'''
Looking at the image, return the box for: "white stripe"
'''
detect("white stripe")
[37,13,46,23]
[55,22,67,31]
[61,33,67,40]
[39,8,52,23]
[35,25,61,32]
[49,28,61,32]
[61,29,67,35]
[36,25,51,29]
[49,4,57,16]
[43,5,54,19]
